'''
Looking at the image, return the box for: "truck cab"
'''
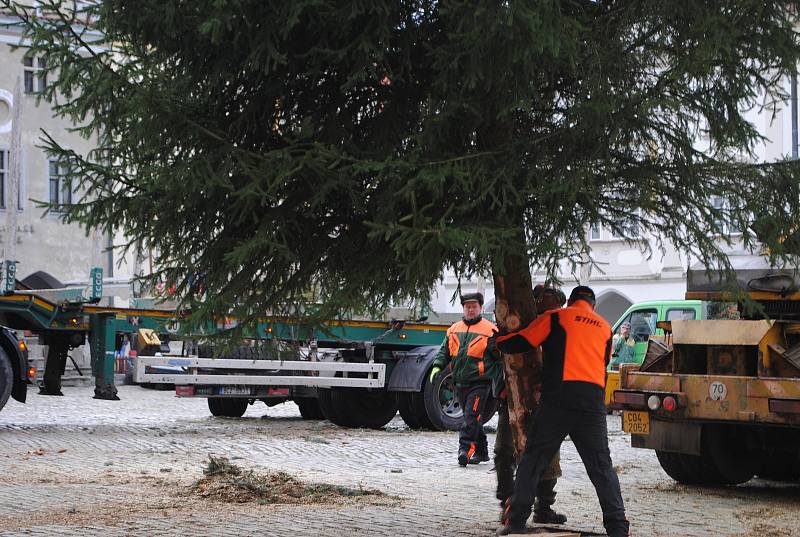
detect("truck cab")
[605,300,702,407]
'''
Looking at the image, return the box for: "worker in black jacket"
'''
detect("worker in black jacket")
[494,286,629,537]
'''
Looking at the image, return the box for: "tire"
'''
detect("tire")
[398,392,421,428]
[296,398,325,420]
[411,391,435,429]
[657,425,756,486]
[317,388,340,423]
[398,381,436,429]
[703,424,756,485]
[757,450,800,482]
[422,370,497,431]
[329,387,398,429]
[655,451,706,484]
[0,348,13,413]
[207,397,248,417]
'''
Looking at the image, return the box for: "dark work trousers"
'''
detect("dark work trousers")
[495,401,560,510]
[507,400,628,536]
[494,402,517,499]
[457,383,491,458]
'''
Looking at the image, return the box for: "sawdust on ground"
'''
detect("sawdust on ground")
[190,455,399,506]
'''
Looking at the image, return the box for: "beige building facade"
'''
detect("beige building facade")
[0,13,121,288]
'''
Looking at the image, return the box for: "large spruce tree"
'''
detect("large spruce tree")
[6,0,800,442]
[5,0,800,318]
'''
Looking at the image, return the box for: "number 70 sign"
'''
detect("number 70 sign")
[709,381,728,401]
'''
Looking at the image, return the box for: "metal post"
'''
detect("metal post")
[40,335,69,396]
[90,312,119,400]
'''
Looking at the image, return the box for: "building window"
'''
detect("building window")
[609,210,641,240]
[710,195,741,235]
[0,149,23,211]
[49,160,72,210]
[23,56,47,94]
[590,222,601,241]
[0,150,6,209]
[590,209,641,241]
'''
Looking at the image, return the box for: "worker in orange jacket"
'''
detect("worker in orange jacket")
[494,286,629,537]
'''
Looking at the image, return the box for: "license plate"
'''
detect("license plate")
[622,411,650,434]
[219,386,250,396]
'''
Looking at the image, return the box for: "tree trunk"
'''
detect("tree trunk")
[492,252,540,456]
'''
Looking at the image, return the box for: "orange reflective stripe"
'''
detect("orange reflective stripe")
[478,360,485,376]
[467,442,476,458]
[471,318,497,337]
[477,414,481,422]
[448,333,460,356]
[472,395,481,412]
[467,337,489,359]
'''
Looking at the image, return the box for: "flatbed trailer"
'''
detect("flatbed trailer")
[613,256,800,484]
[0,276,491,430]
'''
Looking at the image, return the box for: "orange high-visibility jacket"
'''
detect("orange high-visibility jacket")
[433,316,502,387]
[495,300,612,410]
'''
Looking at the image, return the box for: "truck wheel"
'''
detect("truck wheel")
[655,451,706,484]
[703,424,756,485]
[318,388,353,427]
[423,369,463,431]
[317,388,339,425]
[411,391,435,429]
[0,348,13,413]
[208,397,248,417]
[422,370,497,431]
[330,387,398,429]
[296,398,325,420]
[757,451,800,482]
[399,389,437,429]
[398,393,421,428]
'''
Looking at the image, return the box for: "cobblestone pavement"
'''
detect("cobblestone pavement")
[1,386,799,537]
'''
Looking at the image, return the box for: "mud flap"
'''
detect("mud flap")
[386,346,438,392]
[632,419,701,455]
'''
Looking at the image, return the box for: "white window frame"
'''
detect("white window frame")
[590,208,642,242]
[608,208,642,240]
[48,160,73,211]
[710,195,741,236]
[0,148,7,210]
[1,148,25,212]
[23,56,47,94]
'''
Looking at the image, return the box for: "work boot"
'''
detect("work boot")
[469,452,490,464]
[533,479,566,524]
[605,519,630,537]
[495,523,526,536]
[458,449,469,467]
[499,498,510,523]
[532,506,567,524]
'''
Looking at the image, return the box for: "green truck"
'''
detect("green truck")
[605,300,702,407]
[614,255,800,485]
[0,263,488,431]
